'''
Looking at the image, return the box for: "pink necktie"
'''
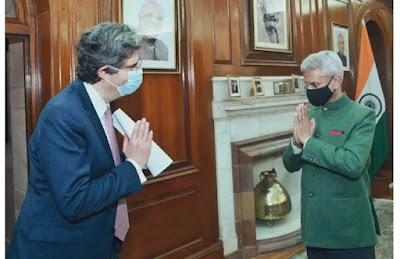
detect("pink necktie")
[105,107,130,241]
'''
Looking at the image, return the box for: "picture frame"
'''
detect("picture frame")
[121,0,181,74]
[273,79,293,95]
[298,77,307,93]
[331,23,350,72]
[252,77,265,96]
[252,0,292,53]
[227,76,242,98]
[291,74,301,93]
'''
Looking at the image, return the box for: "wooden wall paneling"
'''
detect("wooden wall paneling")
[316,0,329,51]
[183,0,220,245]
[309,0,320,53]
[5,23,30,35]
[24,0,38,138]
[299,0,314,58]
[213,0,243,76]
[181,0,221,254]
[36,0,100,111]
[294,0,325,67]
[113,0,222,257]
[294,0,305,65]
[327,0,351,92]
[212,0,233,64]
[115,74,188,162]
[58,0,73,89]
[36,0,50,110]
[49,1,61,97]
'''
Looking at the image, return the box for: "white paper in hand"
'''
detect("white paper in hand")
[112,108,173,177]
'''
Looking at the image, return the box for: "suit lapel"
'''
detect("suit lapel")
[71,79,114,163]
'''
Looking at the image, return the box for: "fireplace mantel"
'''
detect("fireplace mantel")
[211,76,308,257]
[231,132,302,257]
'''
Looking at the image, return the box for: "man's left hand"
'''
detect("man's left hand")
[295,104,316,144]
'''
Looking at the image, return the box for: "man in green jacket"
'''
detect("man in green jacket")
[282,50,380,258]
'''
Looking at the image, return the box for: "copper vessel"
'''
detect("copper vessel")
[254,169,291,220]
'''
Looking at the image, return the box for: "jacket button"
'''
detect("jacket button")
[309,192,313,197]
[310,172,315,176]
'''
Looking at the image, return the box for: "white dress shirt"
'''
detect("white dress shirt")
[83,82,147,184]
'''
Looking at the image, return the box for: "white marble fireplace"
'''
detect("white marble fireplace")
[211,76,308,257]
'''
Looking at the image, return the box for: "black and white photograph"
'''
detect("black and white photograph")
[122,0,180,73]
[252,77,265,96]
[227,76,241,98]
[331,23,350,71]
[253,0,291,52]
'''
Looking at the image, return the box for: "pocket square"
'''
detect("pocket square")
[330,130,345,135]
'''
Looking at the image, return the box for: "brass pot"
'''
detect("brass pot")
[254,169,291,220]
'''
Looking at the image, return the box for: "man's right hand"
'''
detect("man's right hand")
[293,112,303,149]
[122,118,153,169]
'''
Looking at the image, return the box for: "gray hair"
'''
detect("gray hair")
[76,22,141,84]
[300,50,344,79]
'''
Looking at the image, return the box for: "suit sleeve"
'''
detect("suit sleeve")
[38,108,142,222]
[301,109,376,179]
[282,140,303,172]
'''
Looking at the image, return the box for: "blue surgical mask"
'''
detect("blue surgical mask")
[105,67,143,96]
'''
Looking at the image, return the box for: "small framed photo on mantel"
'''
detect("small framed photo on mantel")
[273,79,293,95]
[252,77,265,96]
[227,75,242,98]
[291,74,301,93]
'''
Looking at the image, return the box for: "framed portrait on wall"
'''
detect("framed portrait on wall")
[252,0,292,52]
[331,23,350,72]
[227,76,242,98]
[121,0,181,73]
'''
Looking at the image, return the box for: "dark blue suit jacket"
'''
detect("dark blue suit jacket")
[7,79,143,259]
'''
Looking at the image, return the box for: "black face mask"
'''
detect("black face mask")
[306,77,334,106]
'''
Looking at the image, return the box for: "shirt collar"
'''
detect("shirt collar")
[83,82,109,118]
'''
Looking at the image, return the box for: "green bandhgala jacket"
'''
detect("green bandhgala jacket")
[282,93,380,249]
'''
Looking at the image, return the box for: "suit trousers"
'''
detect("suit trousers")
[306,246,375,259]
[111,237,123,259]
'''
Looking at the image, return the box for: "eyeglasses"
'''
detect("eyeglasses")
[107,60,142,73]
[121,60,142,71]
[303,76,334,90]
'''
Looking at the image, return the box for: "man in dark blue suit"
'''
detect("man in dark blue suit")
[7,23,152,259]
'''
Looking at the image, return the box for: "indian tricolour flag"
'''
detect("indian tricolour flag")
[355,19,389,180]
